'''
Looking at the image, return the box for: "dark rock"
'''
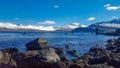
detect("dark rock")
[68,63,84,68]
[107,39,116,45]
[25,38,48,50]
[88,56,108,64]
[115,47,120,53]
[55,48,64,56]
[53,62,67,68]
[106,44,116,51]
[67,50,78,57]
[115,41,120,47]
[89,47,105,57]
[60,56,68,61]
[65,44,70,50]
[0,64,16,68]
[90,64,114,68]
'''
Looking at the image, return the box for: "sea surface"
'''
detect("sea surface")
[0,32,119,59]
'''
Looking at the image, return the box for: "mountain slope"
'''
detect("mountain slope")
[72,19,120,33]
[89,19,120,29]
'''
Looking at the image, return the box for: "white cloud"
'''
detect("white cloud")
[53,5,59,8]
[104,4,120,11]
[38,20,56,25]
[104,4,111,7]
[88,17,96,21]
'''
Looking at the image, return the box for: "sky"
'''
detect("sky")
[0,0,120,26]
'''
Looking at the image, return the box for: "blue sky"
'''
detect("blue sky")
[0,0,120,26]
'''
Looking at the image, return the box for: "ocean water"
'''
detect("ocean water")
[0,32,119,59]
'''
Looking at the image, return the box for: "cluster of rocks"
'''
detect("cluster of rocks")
[0,37,120,68]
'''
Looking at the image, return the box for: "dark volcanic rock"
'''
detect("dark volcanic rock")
[25,38,48,50]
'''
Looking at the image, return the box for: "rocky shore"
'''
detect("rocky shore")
[0,37,120,68]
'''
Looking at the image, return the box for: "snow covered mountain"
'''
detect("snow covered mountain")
[0,22,87,32]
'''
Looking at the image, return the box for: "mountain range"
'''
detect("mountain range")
[0,19,120,32]
[0,22,86,32]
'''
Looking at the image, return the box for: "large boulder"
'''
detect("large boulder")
[25,38,48,50]
[14,48,60,68]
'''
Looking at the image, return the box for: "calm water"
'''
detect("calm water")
[0,32,119,59]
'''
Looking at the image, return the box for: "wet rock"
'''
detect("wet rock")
[25,38,48,50]
[67,50,78,57]
[65,44,70,50]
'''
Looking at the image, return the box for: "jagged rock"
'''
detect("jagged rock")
[25,38,48,50]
